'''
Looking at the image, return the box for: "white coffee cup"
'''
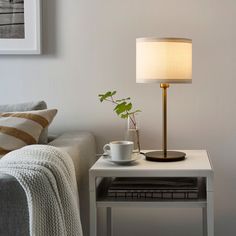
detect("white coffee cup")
[103,141,134,161]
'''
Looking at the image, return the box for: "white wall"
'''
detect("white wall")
[1,0,236,235]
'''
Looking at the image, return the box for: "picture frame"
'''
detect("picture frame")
[0,0,41,54]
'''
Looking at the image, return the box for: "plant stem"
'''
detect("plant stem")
[128,114,136,128]
[104,97,141,153]
[136,129,141,153]
[106,97,137,128]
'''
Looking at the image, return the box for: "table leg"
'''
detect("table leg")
[206,191,214,236]
[202,207,207,236]
[206,175,214,236]
[107,207,113,236]
[89,174,97,236]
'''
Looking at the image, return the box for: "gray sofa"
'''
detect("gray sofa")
[0,131,96,236]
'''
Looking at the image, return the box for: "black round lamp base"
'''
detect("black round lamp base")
[145,151,186,162]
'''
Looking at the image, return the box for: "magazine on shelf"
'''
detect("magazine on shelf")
[106,177,199,200]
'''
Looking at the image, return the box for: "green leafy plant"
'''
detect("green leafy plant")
[98,91,141,152]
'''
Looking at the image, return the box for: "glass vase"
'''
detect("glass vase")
[125,114,140,153]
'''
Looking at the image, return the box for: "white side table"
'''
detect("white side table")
[89,150,214,236]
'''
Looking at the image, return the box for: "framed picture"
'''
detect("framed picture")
[0,0,41,54]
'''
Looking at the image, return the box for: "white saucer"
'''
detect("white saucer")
[103,153,143,165]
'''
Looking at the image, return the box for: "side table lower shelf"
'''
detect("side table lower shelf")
[95,176,208,235]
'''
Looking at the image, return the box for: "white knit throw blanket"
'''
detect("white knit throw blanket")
[0,145,83,236]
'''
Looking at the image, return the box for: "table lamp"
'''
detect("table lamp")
[136,37,192,162]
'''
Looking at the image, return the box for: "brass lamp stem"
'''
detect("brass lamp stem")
[144,83,186,162]
[160,83,169,158]
[144,83,185,162]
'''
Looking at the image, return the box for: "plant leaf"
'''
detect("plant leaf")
[98,94,105,102]
[111,91,117,96]
[105,91,112,97]
[134,109,141,113]
[121,114,129,119]
[98,91,115,102]
[114,102,127,115]
[126,103,132,111]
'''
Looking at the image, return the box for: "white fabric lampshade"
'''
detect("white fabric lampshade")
[136,38,192,83]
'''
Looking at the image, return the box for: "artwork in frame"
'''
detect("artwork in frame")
[0,0,41,54]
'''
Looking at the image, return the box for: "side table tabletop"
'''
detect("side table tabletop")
[89,150,214,236]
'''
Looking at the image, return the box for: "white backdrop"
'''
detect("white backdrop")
[0,0,236,235]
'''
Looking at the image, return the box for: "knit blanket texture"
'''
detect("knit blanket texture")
[0,145,83,236]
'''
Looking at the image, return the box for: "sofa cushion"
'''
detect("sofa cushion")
[0,109,57,156]
[0,101,48,144]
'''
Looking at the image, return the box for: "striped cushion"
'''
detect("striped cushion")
[0,101,48,144]
[0,109,57,156]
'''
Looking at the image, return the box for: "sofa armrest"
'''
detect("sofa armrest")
[49,131,96,236]
[49,131,96,186]
[0,173,29,235]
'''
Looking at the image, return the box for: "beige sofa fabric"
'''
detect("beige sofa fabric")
[49,131,96,236]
